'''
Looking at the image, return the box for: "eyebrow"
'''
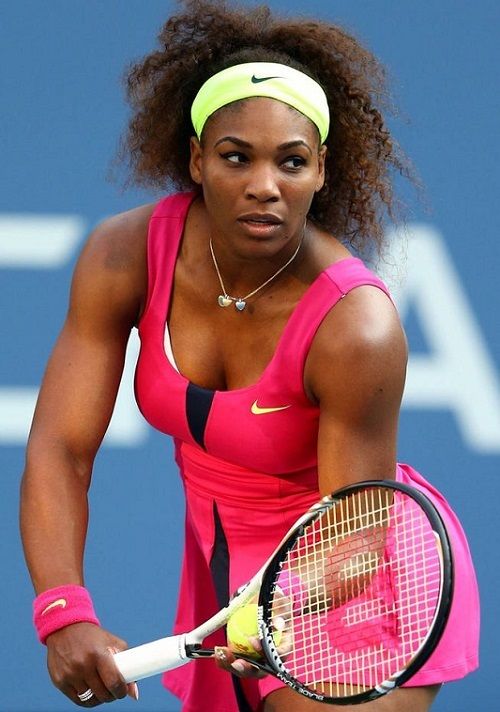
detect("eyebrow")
[214,136,252,148]
[213,136,313,154]
[277,140,313,155]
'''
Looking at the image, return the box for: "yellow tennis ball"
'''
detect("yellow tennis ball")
[227,604,282,657]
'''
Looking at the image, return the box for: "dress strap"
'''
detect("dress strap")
[139,192,196,331]
[150,191,197,219]
[268,257,392,396]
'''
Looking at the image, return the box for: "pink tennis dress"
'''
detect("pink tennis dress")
[135,193,480,712]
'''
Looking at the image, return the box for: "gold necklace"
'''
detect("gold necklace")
[209,234,304,311]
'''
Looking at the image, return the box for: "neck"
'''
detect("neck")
[210,231,307,294]
[210,229,306,311]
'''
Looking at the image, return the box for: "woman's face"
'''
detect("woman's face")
[189,97,326,259]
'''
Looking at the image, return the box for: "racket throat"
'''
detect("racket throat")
[185,643,214,659]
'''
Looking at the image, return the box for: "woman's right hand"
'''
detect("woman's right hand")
[46,623,138,706]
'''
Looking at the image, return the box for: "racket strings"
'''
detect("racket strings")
[267,487,443,699]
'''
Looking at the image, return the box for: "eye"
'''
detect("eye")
[282,156,306,170]
[221,151,247,164]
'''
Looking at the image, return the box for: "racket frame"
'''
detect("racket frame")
[257,480,454,704]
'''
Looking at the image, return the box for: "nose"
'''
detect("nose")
[244,162,280,202]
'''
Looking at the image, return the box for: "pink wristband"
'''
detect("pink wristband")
[33,584,100,644]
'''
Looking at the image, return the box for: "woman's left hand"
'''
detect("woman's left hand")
[215,589,292,679]
[214,644,268,679]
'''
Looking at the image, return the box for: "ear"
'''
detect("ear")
[315,144,327,193]
[189,136,203,185]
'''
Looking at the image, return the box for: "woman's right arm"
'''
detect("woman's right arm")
[20,206,151,705]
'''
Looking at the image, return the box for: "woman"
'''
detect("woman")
[20,1,479,710]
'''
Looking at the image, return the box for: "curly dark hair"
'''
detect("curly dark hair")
[121,0,414,255]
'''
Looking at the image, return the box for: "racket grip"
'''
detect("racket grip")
[113,634,190,682]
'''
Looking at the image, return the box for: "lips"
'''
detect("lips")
[237,212,283,225]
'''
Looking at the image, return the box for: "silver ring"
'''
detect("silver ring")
[215,647,227,661]
[77,689,94,702]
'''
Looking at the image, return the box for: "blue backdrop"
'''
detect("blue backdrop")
[2,2,498,710]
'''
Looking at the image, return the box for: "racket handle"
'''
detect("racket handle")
[113,634,190,682]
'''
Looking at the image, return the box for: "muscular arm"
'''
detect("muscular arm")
[21,208,148,590]
[19,205,151,705]
[304,285,408,495]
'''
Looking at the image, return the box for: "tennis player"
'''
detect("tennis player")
[20,1,479,710]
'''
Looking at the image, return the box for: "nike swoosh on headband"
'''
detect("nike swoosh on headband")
[41,598,67,615]
[251,75,284,83]
[251,400,291,415]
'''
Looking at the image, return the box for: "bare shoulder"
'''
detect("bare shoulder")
[81,202,156,272]
[305,284,408,403]
[315,284,406,358]
[70,202,157,328]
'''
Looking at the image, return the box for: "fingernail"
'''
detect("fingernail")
[248,636,262,651]
[231,660,246,673]
[273,616,286,631]
[214,647,227,662]
[127,683,139,701]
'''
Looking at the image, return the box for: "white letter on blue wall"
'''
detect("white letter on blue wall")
[384,224,500,454]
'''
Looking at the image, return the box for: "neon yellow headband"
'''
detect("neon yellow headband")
[191,62,330,143]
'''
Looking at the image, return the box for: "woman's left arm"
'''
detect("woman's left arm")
[304,285,408,496]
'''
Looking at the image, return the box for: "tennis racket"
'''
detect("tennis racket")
[113,480,453,705]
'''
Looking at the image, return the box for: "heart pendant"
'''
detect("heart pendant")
[235,299,246,311]
[218,295,232,307]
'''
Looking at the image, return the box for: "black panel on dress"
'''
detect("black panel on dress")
[185,382,215,450]
[210,503,253,712]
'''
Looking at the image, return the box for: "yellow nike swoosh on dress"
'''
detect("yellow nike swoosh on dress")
[251,400,291,415]
[41,598,67,615]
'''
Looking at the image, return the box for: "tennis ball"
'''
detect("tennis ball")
[227,604,282,658]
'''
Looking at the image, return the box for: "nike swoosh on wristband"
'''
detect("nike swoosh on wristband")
[251,400,291,415]
[41,598,67,615]
[251,75,284,83]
